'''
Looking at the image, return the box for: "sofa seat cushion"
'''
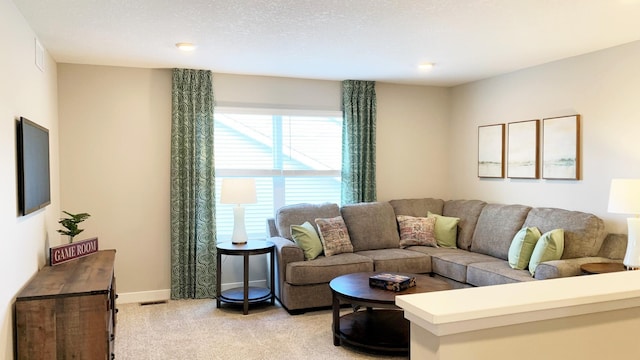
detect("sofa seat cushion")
[430,249,502,283]
[285,253,373,285]
[467,261,536,287]
[533,257,617,280]
[355,249,431,274]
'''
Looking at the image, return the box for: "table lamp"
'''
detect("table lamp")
[221,178,257,244]
[608,179,640,270]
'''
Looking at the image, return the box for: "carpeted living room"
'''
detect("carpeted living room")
[4,1,640,360]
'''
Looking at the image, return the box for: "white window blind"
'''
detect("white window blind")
[214,109,342,241]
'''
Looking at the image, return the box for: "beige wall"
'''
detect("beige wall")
[0,0,60,358]
[376,83,451,201]
[56,68,449,300]
[57,64,173,301]
[449,40,640,234]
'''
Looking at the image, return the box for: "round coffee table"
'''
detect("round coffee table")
[330,272,451,355]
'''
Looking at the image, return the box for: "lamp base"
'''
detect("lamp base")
[230,205,248,245]
[623,217,640,269]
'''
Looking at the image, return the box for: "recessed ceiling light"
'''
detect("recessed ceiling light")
[176,42,196,51]
[418,62,435,71]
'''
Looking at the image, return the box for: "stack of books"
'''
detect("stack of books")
[369,273,416,292]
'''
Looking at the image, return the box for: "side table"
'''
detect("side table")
[580,262,626,274]
[216,240,275,315]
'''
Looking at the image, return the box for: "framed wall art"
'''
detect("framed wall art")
[507,119,539,179]
[478,124,505,178]
[542,114,580,180]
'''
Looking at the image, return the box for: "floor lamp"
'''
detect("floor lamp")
[221,178,257,244]
[608,179,640,270]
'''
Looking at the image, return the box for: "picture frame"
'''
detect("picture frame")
[507,119,540,179]
[542,115,580,180]
[478,124,505,178]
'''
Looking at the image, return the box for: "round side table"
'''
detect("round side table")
[216,240,275,315]
[580,262,626,274]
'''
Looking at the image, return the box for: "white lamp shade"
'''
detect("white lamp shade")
[220,178,257,204]
[608,179,640,215]
[608,178,640,269]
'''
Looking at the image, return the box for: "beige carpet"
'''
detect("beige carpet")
[114,299,408,360]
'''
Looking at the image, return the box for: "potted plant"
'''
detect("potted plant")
[57,211,91,243]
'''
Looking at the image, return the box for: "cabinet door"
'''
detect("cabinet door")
[15,299,57,360]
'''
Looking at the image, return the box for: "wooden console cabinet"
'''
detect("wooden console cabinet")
[15,249,117,360]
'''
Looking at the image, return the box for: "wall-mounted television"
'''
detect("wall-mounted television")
[17,117,51,216]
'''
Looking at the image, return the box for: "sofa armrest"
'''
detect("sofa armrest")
[266,218,279,237]
[269,236,304,300]
[534,257,621,280]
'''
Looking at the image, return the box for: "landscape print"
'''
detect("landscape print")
[542,115,580,180]
[478,124,504,178]
[507,120,539,179]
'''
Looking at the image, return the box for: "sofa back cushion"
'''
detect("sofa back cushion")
[443,199,487,250]
[389,198,444,217]
[522,207,606,259]
[471,203,531,260]
[275,203,341,240]
[341,202,400,251]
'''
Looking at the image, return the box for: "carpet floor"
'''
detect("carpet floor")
[114,299,409,360]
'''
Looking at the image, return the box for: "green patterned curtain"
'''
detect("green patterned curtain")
[341,80,377,204]
[170,69,217,299]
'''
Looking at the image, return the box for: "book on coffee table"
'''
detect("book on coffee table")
[369,273,416,292]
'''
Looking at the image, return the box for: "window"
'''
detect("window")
[214,108,342,241]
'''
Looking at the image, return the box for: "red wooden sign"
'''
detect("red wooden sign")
[49,237,99,266]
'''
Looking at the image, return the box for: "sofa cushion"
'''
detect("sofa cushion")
[356,248,432,274]
[508,227,542,270]
[397,215,437,248]
[315,216,354,257]
[522,207,605,259]
[285,253,373,285]
[430,249,501,283]
[471,203,532,260]
[290,221,324,260]
[467,261,536,287]
[275,202,340,240]
[389,198,445,217]
[341,202,400,252]
[529,229,565,276]
[443,199,487,250]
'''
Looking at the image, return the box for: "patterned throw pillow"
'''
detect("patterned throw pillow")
[314,216,354,257]
[396,215,438,248]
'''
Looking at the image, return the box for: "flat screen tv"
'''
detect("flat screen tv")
[17,117,51,215]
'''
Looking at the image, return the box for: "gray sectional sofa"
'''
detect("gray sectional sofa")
[266,198,627,313]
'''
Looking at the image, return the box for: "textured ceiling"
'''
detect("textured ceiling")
[12,0,640,86]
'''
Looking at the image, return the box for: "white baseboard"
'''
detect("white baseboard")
[117,289,171,304]
[116,280,268,304]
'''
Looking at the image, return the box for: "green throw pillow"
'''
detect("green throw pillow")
[427,212,460,248]
[290,221,323,260]
[508,227,542,270]
[529,228,565,276]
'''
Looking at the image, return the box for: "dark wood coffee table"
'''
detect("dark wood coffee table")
[330,272,451,355]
